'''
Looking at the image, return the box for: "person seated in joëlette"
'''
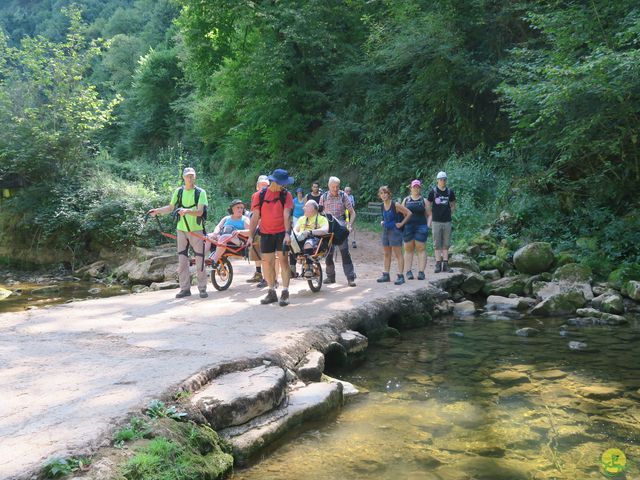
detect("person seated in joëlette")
[293,200,329,276]
[208,199,250,263]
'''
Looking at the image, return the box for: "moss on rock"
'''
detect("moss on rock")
[608,264,640,290]
[513,242,554,274]
[552,263,592,283]
[122,419,233,480]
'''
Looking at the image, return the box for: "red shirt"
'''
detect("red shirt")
[250,188,294,234]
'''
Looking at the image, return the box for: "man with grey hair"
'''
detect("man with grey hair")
[319,176,357,287]
[148,167,209,298]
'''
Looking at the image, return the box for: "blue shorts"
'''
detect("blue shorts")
[382,228,403,247]
[403,223,429,243]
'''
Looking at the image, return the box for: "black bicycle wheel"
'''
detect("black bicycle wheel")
[211,257,233,291]
[307,260,322,292]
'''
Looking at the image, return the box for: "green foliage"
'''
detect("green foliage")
[122,435,233,480]
[0,7,119,184]
[42,456,91,478]
[145,400,187,421]
[0,0,638,268]
[114,417,152,448]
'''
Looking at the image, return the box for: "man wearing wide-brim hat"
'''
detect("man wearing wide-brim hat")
[247,169,295,306]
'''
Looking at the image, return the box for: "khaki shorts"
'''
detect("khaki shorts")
[249,234,261,261]
[432,221,452,250]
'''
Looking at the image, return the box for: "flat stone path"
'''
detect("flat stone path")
[0,247,450,479]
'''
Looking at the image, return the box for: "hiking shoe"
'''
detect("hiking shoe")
[435,261,442,273]
[256,278,268,288]
[199,291,208,298]
[352,241,357,249]
[260,289,278,305]
[348,279,357,287]
[442,261,451,272]
[377,273,391,283]
[406,270,414,280]
[417,271,425,280]
[394,274,405,285]
[325,276,336,284]
[246,271,263,283]
[175,290,191,298]
[279,290,290,307]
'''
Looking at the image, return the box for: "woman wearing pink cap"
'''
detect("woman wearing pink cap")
[401,179,431,280]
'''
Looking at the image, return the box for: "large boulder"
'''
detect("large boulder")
[482,275,527,297]
[478,255,512,275]
[121,254,177,284]
[622,280,640,301]
[552,263,592,283]
[513,242,555,274]
[461,271,486,294]
[75,260,110,279]
[533,280,593,301]
[448,254,480,273]
[592,293,624,314]
[608,264,640,289]
[531,290,586,316]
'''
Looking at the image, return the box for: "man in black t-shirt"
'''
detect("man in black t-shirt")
[305,181,323,204]
[427,171,457,273]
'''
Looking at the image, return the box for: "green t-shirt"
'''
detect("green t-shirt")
[170,187,209,232]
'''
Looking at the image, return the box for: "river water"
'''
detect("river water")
[233,314,640,479]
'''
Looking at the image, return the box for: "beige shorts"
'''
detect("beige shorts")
[249,234,261,261]
[432,221,452,250]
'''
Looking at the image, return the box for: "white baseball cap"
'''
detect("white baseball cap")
[257,175,269,184]
[183,167,196,177]
[437,171,447,179]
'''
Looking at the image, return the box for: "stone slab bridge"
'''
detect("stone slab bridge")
[0,261,456,479]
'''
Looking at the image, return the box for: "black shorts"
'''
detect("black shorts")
[260,231,287,254]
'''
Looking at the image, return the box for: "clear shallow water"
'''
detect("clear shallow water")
[233,315,640,480]
[0,280,129,313]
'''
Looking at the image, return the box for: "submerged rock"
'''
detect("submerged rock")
[578,385,622,400]
[490,370,530,385]
[515,327,540,337]
[568,341,588,351]
[513,242,554,274]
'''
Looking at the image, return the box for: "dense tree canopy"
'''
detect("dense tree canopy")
[0,0,638,267]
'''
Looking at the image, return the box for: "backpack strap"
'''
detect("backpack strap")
[258,187,288,209]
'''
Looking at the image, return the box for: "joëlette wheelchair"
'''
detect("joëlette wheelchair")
[289,231,334,292]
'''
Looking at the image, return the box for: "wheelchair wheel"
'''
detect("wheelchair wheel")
[307,260,322,292]
[211,257,233,291]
